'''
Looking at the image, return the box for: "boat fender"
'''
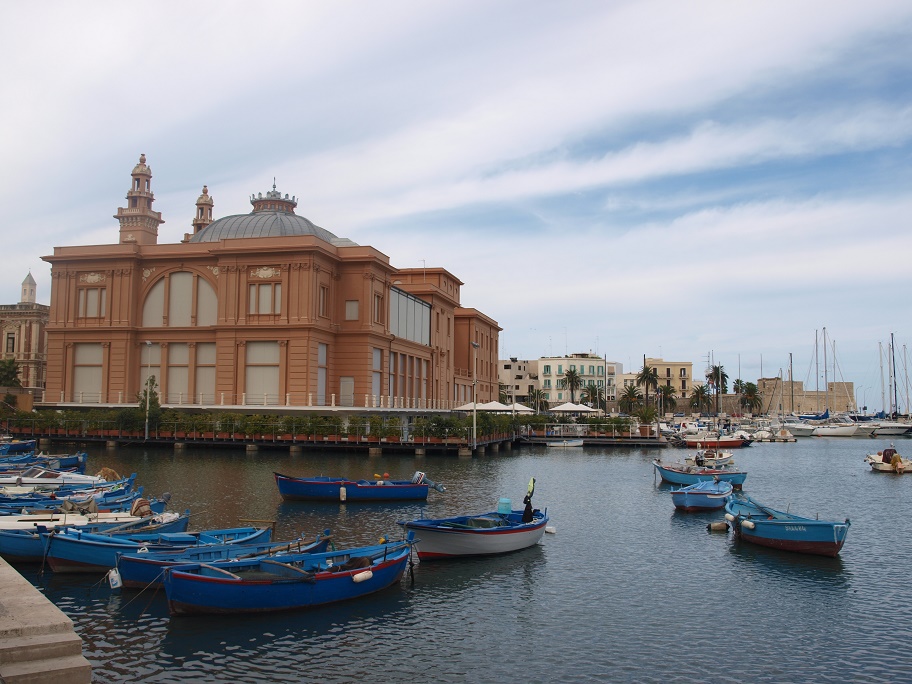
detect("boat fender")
[724,513,735,522]
[352,570,373,583]
[741,520,755,530]
[545,526,556,534]
[138,546,149,553]
[707,522,729,532]
[339,486,346,502]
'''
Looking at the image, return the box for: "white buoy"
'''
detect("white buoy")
[724,513,735,522]
[107,568,122,589]
[741,519,756,530]
[545,526,557,534]
[707,522,729,532]
[352,570,373,583]
[339,486,346,502]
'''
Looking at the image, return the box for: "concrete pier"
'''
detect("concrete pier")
[0,559,91,683]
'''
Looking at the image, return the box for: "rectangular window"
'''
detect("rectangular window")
[557,365,563,375]
[374,294,383,323]
[544,379,551,388]
[319,286,328,317]
[345,300,359,321]
[666,368,671,377]
[248,283,281,314]
[682,380,687,390]
[77,288,106,318]
[5,334,14,354]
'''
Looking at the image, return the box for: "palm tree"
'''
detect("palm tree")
[581,383,605,411]
[528,388,549,414]
[636,359,659,409]
[732,378,745,395]
[0,359,21,387]
[740,382,763,415]
[563,368,582,403]
[658,384,677,414]
[689,384,712,413]
[499,382,510,404]
[619,384,642,414]
[706,364,729,414]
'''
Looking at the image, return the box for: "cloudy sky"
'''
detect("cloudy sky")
[2,1,911,411]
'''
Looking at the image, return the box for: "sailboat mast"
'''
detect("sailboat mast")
[892,332,899,418]
[879,342,886,415]
[789,352,794,413]
[823,327,829,412]
[815,330,820,412]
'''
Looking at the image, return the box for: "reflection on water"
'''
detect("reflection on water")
[11,438,912,682]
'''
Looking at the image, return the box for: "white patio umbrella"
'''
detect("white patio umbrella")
[477,401,512,411]
[507,402,534,413]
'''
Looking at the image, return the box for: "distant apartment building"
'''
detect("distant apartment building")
[497,357,539,404]
[0,273,48,401]
[648,357,694,399]
[538,352,611,405]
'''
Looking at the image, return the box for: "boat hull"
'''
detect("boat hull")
[813,425,857,437]
[116,534,331,588]
[163,543,412,615]
[274,472,429,502]
[653,461,747,489]
[671,481,733,512]
[725,498,850,557]
[402,510,548,559]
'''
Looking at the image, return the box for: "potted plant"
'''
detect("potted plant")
[635,406,658,436]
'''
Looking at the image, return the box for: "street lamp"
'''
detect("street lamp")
[144,341,152,441]
[471,341,480,450]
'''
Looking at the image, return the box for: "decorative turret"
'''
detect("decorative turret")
[20,272,36,304]
[192,185,214,234]
[114,154,164,245]
[250,181,297,214]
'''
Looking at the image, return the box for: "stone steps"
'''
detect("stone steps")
[0,653,92,684]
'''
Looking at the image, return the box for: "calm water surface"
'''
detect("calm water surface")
[14,438,912,683]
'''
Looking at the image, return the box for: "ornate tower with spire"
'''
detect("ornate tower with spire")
[114,154,164,245]
[192,185,214,234]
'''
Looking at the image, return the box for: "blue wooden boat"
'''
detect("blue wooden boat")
[0,439,37,455]
[653,460,747,489]
[44,523,268,573]
[163,535,415,615]
[113,529,333,589]
[670,479,733,512]
[275,471,445,502]
[724,496,850,557]
[0,486,142,515]
[0,510,190,563]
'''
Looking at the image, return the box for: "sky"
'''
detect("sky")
[2,1,911,412]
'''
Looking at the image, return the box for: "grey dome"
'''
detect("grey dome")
[189,210,341,243]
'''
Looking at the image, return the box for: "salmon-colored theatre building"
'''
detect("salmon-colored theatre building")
[41,155,500,412]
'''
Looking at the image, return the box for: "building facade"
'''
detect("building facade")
[0,273,49,398]
[538,353,608,404]
[41,155,499,410]
[757,378,856,414]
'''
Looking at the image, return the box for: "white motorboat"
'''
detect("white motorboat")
[864,445,912,473]
[0,466,107,490]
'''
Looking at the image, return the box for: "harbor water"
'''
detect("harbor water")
[13,437,912,683]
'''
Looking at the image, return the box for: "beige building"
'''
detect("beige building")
[757,378,855,414]
[41,155,499,411]
[538,353,609,404]
[0,273,48,401]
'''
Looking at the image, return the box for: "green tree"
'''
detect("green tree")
[619,384,642,414]
[0,358,21,387]
[689,384,712,413]
[563,368,582,403]
[658,384,677,414]
[581,383,606,411]
[706,364,728,414]
[740,382,763,414]
[499,382,510,404]
[137,374,162,429]
[636,359,659,409]
[528,388,549,414]
[732,378,745,394]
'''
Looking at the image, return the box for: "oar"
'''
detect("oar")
[235,534,333,559]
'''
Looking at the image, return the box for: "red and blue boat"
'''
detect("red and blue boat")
[275,471,445,502]
[163,535,415,615]
[653,460,747,489]
[724,496,850,557]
